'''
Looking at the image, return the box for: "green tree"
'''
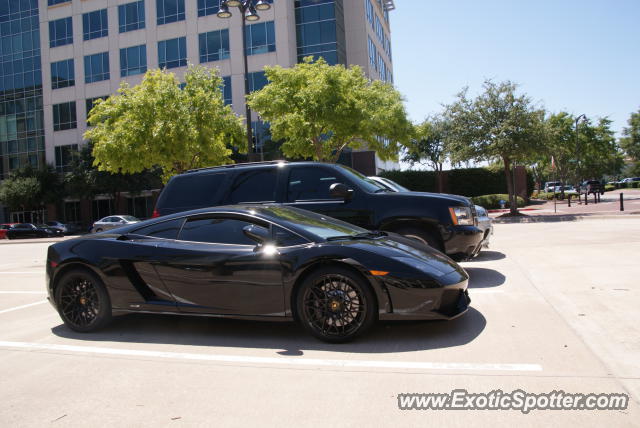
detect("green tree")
[577,117,623,180]
[65,145,162,212]
[445,80,545,214]
[246,57,412,163]
[620,108,640,176]
[403,116,452,192]
[86,65,246,182]
[0,165,63,211]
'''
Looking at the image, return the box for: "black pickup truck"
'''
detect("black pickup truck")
[153,161,485,260]
[579,180,605,195]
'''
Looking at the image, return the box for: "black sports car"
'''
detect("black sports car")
[46,205,470,342]
[7,223,64,239]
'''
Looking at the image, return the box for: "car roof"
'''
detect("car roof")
[180,161,341,176]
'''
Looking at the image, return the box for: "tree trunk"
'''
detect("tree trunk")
[436,164,444,193]
[502,156,517,214]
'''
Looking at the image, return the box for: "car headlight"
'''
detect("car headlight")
[449,206,474,226]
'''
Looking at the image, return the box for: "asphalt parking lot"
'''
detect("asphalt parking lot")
[1,218,639,427]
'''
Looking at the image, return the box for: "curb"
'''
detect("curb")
[492,212,640,224]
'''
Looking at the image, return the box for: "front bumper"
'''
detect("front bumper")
[443,225,484,258]
[378,271,470,321]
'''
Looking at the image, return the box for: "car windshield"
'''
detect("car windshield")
[335,165,390,193]
[251,206,369,240]
[120,216,140,222]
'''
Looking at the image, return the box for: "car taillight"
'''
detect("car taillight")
[152,209,160,218]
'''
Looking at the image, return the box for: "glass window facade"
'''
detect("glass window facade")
[158,37,186,69]
[245,21,275,56]
[198,29,230,63]
[294,0,345,65]
[251,120,271,151]
[82,9,108,41]
[222,76,231,105]
[119,1,145,33]
[157,0,185,25]
[84,52,110,83]
[0,0,45,177]
[248,71,268,93]
[197,0,219,17]
[86,95,107,120]
[50,59,74,89]
[120,45,147,77]
[48,17,72,48]
[48,0,69,5]
[52,101,76,131]
[54,143,77,172]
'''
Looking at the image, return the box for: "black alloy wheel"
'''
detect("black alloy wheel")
[55,268,112,332]
[296,267,376,343]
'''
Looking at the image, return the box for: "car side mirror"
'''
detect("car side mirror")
[243,224,271,244]
[329,183,354,200]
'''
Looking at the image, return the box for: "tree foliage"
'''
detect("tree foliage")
[0,165,63,211]
[246,57,412,163]
[85,65,246,182]
[445,80,545,213]
[64,145,162,211]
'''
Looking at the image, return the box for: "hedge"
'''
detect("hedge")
[380,167,534,198]
[471,194,526,209]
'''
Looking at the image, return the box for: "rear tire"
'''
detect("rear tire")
[54,268,112,332]
[295,267,376,343]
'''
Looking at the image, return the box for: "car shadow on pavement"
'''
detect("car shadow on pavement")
[50,307,486,355]
[465,267,505,288]
[470,250,506,262]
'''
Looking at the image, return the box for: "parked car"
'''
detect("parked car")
[46,205,470,342]
[45,221,80,235]
[6,223,63,239]
[367,176,410,192]
[544,181,563,192]
[618,177,640,184]
[0,223,17,239]
[474,205,493,249]
[371,175,494,253]
[153,161,485,260]
[90,215,141,233]
[552,185,578,195]
[579,180,605,195]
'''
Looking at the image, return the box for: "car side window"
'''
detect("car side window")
[178,216,260,245]
[273,225,308,247]
[229,168,278,203]
[287,168,339,201]
[133,218,184,240]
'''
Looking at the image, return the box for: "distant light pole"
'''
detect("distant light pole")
[217,0,272,160]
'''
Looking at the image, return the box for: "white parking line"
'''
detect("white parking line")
[0,300,48,315]
[0,272,43,274]
[0,341,543,372]
[0,291,46,294]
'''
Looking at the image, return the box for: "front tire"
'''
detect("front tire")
[295,267,376,343]
[54,268,112,332]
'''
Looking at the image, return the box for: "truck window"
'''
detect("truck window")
[229,168,278,203]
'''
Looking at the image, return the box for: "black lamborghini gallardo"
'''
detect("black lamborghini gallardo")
[46,205,470,342]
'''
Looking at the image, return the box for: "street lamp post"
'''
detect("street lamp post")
[217,0,271,161]
[574,113,587,182]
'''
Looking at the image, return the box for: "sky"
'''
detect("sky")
[389,0,640,138]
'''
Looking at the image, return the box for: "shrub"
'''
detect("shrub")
[471,194,526,209]
[632,182,640,189]
[380,167,534,198]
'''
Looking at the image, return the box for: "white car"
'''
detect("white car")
[544,181,563,192]
[552,185,578,195]
[91,215,141,233]
[367,176,410,192]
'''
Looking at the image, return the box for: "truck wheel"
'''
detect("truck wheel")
[394,227,443,252]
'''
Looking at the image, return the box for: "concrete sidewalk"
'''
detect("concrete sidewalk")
[491,189,640,223]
